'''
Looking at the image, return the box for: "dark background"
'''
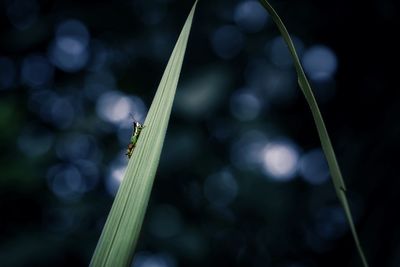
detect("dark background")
[0,0,399,266]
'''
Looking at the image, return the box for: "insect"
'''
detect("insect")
[125,119,145,159]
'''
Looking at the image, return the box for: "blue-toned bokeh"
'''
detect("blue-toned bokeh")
[0,0,398,266]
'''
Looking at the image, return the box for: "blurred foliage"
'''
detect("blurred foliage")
[0,0,399,267]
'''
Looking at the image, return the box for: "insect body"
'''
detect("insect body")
[125,121,145,159]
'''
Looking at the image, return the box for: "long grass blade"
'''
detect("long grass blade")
[258,1,368,266]
[89,2,198,266]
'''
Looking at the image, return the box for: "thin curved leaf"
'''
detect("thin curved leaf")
[258,1,369,266]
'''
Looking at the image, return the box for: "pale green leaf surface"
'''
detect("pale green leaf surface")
[258,1,368,266]
[89,2,197,266]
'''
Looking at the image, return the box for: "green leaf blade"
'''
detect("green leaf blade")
[258,1,368,266]
[89,2,198,266]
